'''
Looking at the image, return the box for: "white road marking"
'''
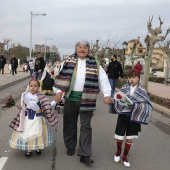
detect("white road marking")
[0,157,8,170]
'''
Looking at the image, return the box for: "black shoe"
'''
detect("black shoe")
[36,149,41,155]
[67,149,75,156]
[80,156,94,164]
[25,151,32,157]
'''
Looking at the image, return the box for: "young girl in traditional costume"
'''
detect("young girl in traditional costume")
[9,79,57,157]
[111,69,152,168]
[53,61,61,77]
[40,61,54,95]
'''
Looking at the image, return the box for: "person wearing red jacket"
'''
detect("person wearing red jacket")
[134,61,143,75]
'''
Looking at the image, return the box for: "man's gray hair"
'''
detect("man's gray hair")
[75,40,90,50]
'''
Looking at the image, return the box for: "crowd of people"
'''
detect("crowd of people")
[5,40,152,168]
[0,54,19,77]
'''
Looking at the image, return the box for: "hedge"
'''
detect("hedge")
[149,77,165,84]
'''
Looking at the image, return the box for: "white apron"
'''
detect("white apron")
[18,92,43,141]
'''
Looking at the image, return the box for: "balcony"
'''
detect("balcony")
[152,55,161,60]
[152,60,157,64]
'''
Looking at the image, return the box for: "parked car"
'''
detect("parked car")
[153,72,157,77]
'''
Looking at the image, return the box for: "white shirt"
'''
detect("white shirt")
[23,92,39,110]
[130,85,137,96]
[72,58,86,91]
[53,58,111,97]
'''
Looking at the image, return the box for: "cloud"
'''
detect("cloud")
[1,0,170,58]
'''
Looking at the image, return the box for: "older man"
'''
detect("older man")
[54,40,112,164]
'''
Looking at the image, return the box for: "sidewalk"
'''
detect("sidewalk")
[148,81,170,98]
[147,81,170,117]
[0,65,30,90]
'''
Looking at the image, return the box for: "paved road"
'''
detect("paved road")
[0,80,170,170]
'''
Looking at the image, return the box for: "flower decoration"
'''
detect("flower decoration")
[2,95,15,109]
[114,92,133,106]
[51,71,54,75]
[116,94,122,99]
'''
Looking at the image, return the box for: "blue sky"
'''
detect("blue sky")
[1,0,170,58]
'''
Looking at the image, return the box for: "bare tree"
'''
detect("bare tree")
[112,36,122,57]
[99,36,113,66]
[0,39,12,53]
[90,34,125,70]
[159,41,170,84]
[91,35,113,66]
[10,44,29,63]
[142,16,170,91]
[91,39,100,59]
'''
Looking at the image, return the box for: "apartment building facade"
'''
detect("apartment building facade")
[125,38,167,69]
[34,44,50,53]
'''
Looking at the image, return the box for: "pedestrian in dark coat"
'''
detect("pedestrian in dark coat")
[0,54,6,76]
[33,52,46,80]
[11,55,18,77]
[106,54,124,98]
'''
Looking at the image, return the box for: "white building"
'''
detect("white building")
[50,45,58,53]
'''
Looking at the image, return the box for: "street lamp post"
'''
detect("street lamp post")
[44,38,53,62]
[29,11,46,60]
[122,41,127,71]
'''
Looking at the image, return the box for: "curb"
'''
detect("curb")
[0,76,30,106]
[0,76,30,90]
[151,102,170,118]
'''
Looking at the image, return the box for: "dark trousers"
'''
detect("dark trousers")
[0,67,4,75]
[63,99,93,157]
[12,68,17,76]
